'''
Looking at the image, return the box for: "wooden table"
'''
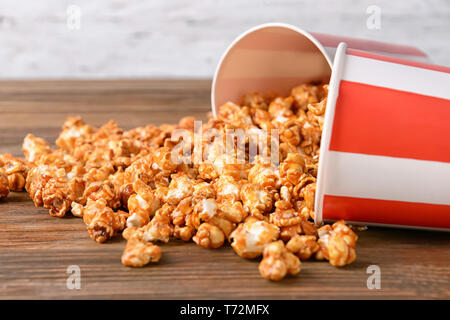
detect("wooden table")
[0,80,449,300]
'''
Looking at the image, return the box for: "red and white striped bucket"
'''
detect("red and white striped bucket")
[211,23,450,231]
[317,43,450,231]
[211,23,429,116]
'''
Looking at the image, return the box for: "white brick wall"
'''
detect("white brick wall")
[0,0,449,79]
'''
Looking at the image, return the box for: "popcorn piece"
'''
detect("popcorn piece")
[0,154,28,191]
[0,169,9,199]
[217,200,247,223]
[280,185,291,202]
[316,220,358,267]
[248,162,279,188]
[270,200,302,227]
[141,204,174,243]
[218,102,253,128]
[25,164,55,207]
[123,155,155,187]
[42,176,72,217]
[291,83,326,110]
[71,201,84,218]
[214,175,241,202]
[208,214,236,238]
[56,117,93,151]
[165,173,194,205]
[229,218,280,259]
[152,147,178,172]
[119,183,135,209]
[259,240,301,281]
[212,154,245,180]
[286,235,320,260]
[279,153,305,187]
[193,223,225,249]
[194,198,218,221]
[300,182,316,220]
[121,238,161,267]
[240,183,273,218]
[279,219,317,242]
[127,179,161,228]
[279,121,301,146]
[192,181,215,200]
[171,196,193,226]
[82,199,128,243]
[84,181,120,209]
[174,225,196,242]
[198,163,219,180]
[22,134,52,164]
[268,97,294,124]
[243,92,269,110]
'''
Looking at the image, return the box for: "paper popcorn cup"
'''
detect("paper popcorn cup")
[212,23,450,231]
[316,43,450,231]
[211,22,429,116]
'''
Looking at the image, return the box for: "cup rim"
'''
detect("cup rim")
[314,42,347,226]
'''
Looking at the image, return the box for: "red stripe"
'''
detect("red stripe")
[347,49,450,74]
[323,195,450,229]
[311,32,428,57]
[329,81,450,163]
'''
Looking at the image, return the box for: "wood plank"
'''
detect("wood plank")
[0,80,449,299]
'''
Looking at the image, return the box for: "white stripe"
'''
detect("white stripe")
[341,54,450,100]
[323,151,450,206]
[324,46,430,63]
[315,43,348,225]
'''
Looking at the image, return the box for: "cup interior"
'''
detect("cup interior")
[211,23,332,116]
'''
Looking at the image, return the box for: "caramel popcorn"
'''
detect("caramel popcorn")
[127,179,161,228]
[193,223,225,249]
[270,200,302,227]
[240,183,273,218]
[229,218,280,259]
[81,199,128,243]
[214,175,241,202]
[194,198,218,221]
[0,154,28,191]
[42,175,73,217]
[217,200,247,223]
[259,240,301,281]
[0,169,9,199]
[248,162,279,188]
[1,81,362,281]
[141,204,174,243]
[279,153,305,187]
[165,172,194,205]
[22,134,52,164]
[286,235,320,260]
[316,220,358,267]
[121,238,161,267]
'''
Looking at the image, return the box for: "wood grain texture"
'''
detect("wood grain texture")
[0,80,449,300]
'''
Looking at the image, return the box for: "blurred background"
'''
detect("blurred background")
[0,0,449,79]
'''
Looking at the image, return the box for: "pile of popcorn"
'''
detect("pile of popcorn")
[0,83,359,281]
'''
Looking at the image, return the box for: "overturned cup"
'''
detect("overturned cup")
[212,23,450,231]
